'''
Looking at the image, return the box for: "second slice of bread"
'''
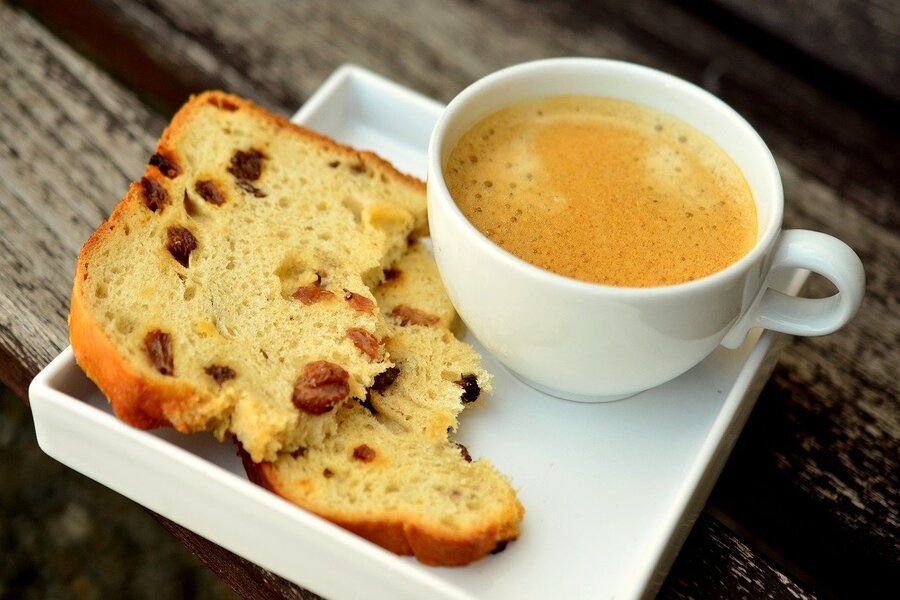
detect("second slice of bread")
[243,244,524,566]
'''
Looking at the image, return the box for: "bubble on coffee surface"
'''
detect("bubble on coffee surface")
[444,95,757,286]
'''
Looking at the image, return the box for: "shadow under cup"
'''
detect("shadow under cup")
[426,58,789,401]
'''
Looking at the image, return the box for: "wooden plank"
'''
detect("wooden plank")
[661,513,816,599]
[0,384,240,600]
[708,370,900,598]
[0,2,164,398]
[3,0,896,597]
[50,0,898,593]
[152,514,321,600]
[39,0,897,234]
[708,0,900,104]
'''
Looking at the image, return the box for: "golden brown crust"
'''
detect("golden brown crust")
[70,190,198,429]
[240,450,521,567]
[157,91,426,231]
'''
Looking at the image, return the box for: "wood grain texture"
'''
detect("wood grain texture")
[660,514,816,599]
[0,2,164,398]
[2,0,897,597]
[709,0,900,103]
[75,0,899,232]
[63,2,897,594]
[153,514,322,600]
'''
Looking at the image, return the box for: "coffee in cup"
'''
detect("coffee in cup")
[443,95,757,287]
[427,58,864,400]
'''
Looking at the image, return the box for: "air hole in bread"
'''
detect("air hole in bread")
[183,285,196,301]
[440,516,456,527]
[212,315,234,339]
[276,255,321,300]
[115,317,133,335]
[95,284,108,299]
[341,196,363,223]
[183,191,202,219]
[382,268,401,282]
[373,411,405,433]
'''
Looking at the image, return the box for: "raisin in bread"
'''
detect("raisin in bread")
[70,91,426,461]
[243,244,524,566]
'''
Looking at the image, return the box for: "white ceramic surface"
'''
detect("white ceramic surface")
[427,58,865,400]
[31,65,810,600]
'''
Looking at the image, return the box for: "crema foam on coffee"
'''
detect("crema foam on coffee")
[444,96,757,287]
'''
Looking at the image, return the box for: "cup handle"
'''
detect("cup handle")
[721,229,865,349]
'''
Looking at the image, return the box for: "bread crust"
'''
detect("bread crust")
[240,449,521,566]
[163,92,426,233]
[69,91,427,432]
[70,182,198,429]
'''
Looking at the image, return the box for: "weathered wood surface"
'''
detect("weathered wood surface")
[51,0,899,233]
[2,0,897,598]
[0,3,163,398]
[710,0,900,104]
[153,514,319,600]
[662,514,816,600]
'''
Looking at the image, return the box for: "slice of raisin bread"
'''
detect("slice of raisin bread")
[70,91,426,462]
[243,244,524,566]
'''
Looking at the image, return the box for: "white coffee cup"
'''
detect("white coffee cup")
[427,58,865,401]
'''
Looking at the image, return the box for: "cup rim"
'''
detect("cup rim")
[427,57,784,297]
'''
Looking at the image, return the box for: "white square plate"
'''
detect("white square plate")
[30,65,806,600]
